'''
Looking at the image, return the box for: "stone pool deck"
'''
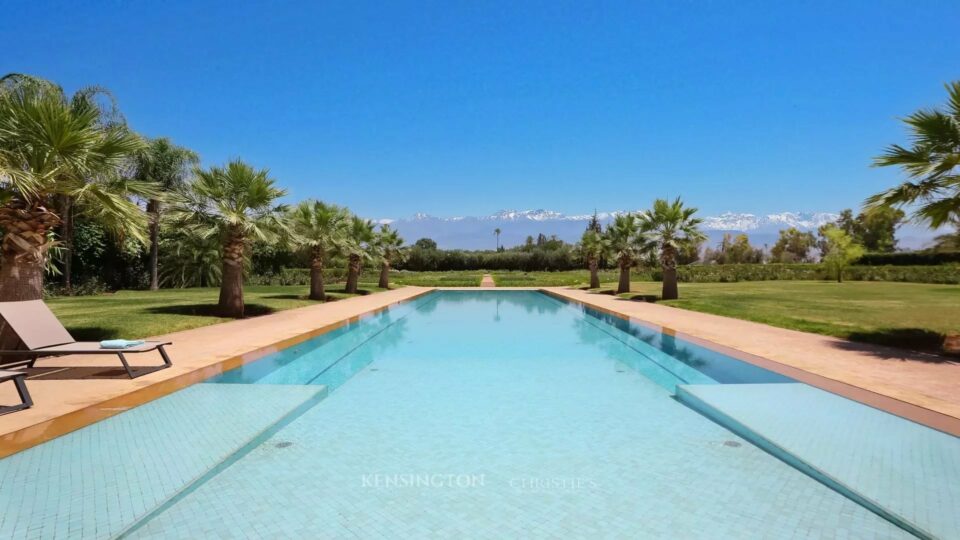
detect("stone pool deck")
[545,287,960,435]
[0,287,431,458]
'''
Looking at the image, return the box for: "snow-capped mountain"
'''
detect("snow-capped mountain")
[377,209,936,250]
[700,212,839,231]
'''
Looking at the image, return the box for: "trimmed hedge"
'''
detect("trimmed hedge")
[659,263,960,284]
[855,251,960,266]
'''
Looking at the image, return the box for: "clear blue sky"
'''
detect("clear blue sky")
[5,1,958,219]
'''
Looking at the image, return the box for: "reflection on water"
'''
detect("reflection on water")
[211,291,790,395]
[562,299,792,385]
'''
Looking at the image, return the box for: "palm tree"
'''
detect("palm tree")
[374,225,404,289]
[133,138,199,290]
[637,198,706,300]
[867,81,960,231]
[605,214,639,294]
[0,73,147,301]
[580,229,610,289]
[159,227,222,288]
[344,216,375,294]
[494,228,501,250]
[168,160,287,317]
[287,199,349,300]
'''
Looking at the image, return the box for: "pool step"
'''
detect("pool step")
[0,384,327,540]
[676,383,959,540]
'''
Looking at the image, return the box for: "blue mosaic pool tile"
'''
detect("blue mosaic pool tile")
[677,382,960,539]
[129,295,910,539]
[0,384,325,540]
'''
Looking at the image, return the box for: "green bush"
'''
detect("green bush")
[664,263,960,284]
[856,251,960,266]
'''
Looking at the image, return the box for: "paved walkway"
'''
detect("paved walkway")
[546,288,960,434]
[0,287,430,457]
[480,274,495,287]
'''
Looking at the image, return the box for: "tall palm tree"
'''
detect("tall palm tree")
[287,199,350,300]
[344,216,375,294]
[494,227,501,250]
[0,73,147,301]
[867,81,960,232]
[580,229,610,289]
[637,198,706,300]
[374,224,404,289]
[133,138,199,290]
[604,213,639,294]
[168,160,287,317]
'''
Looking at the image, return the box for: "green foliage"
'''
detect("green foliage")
[286,199,350,262]
[637,197,706,267]
[820,225,866,282]
[605,213,641,268]
[856,251,960,265]
[665,263,960,284]
[703,233,764,264]
[828,207,904,253]
[770,227,816,262]
[869,81,960,229]
[169,159,288,246]
[159,227,222,287]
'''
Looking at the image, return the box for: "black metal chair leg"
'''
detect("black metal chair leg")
[0,375,32,415]
[13,376,32,408]
[157,345,173,367]
[117,352,137,378]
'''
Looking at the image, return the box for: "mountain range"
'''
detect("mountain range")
[377,210,939,250]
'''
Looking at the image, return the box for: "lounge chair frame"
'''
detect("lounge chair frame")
[0,370,32,415]
[0,300,173,379]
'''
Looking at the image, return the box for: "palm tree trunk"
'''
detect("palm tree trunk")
[147,199,161,290]
[661,245,680,300]
[617,258,631,294]
[0,204,59,353]
[0,204,59,301]
[60,196,74,294]
[589,258,600,289]
[309,248,325,301]
[661,266,679,300]
[345,254,361,294]
[378,260,390,289]
[218,233,245,318]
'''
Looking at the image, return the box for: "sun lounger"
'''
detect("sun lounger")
[0,369,31,415]
[0,300,172,379]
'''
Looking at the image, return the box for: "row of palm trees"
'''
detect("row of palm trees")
[0,73,402,319]
[580,198,706,300]
[165,160,404,317]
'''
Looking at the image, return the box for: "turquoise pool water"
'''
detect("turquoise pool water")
[134,291,907,538]
[5,290,952,538]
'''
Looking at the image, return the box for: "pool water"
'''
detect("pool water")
[126,291,909,538]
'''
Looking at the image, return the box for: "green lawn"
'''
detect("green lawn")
[602,280,960,353]
[47,284,384,340]
[386,270,620,287]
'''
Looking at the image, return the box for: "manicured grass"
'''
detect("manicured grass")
[47,284,384,340]
[386,270,621,287]
[600,280,960,353]
[388,271,485,287]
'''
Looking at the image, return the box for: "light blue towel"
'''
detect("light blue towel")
[99,339,145,349]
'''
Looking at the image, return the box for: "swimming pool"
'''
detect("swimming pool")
[3,290,954,538]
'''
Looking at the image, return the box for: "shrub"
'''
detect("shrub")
[856,251,960,266]
[664,263,960,284]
